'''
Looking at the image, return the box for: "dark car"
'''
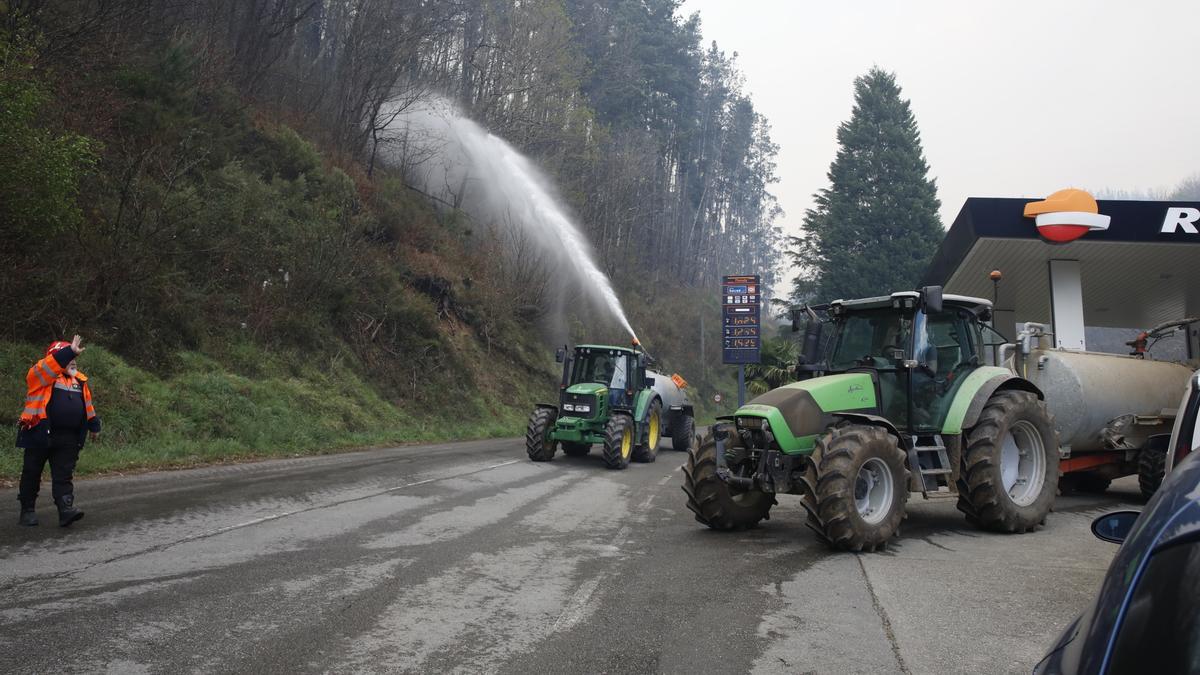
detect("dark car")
[1034,452,1200,674]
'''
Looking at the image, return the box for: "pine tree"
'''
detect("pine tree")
[790,67,943,303]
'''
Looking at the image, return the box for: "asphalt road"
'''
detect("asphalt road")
[0,438,1141,674]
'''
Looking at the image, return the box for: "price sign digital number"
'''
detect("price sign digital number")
[722,274,761,364]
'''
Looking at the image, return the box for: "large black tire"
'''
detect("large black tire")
[601,413,635,470]
[1137,435,1169,499]
[803,424,908,552]
[562,441,591,457]
[672,413,695,452]
[957,391,1059,533]
[632,399,662,463]
[526,407,558,462]
[681,429,773,530]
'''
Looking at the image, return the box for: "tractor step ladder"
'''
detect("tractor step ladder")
[908,435,953,497]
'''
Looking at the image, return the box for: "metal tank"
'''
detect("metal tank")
[647,369,692,437]
[1020,348,1193,453]
[647,369,690,410]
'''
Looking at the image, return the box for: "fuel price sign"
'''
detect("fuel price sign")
[722,274,761,364]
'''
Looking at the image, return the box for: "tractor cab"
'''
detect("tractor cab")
[800,288,1000,434]
[559,344,649,411]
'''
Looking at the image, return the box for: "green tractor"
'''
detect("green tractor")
[683,287,1060,551]
[527,343,694,469]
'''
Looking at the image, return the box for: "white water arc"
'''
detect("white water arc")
[382,98,638,341]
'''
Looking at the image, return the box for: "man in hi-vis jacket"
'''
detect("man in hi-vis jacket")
[17,335,101,527]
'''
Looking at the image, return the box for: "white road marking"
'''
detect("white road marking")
[200,459,525,544]
[551,575,603,632]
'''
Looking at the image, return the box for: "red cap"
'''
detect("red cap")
[46,341,71,357]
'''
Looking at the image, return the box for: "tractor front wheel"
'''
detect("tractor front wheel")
[805,424,908,552]
[562,442,591,457]
[526,407,558,462]
[681,429,773,530]
[633,399,662,463]
[601,414,635,470]
[958,391,1058,533]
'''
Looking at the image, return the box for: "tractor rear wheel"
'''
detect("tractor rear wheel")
[633,399,662,463]
[601,413,635,470]
[682,429,773,530]
[1138,435,1169,499]
[526,407,558,462]
[804,424,908,552]
[671,413,695,452]
[958,391,1058,533]
[562,442,591,457]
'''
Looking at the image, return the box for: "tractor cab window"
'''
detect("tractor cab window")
[572,352,618,386]
[570,351,633,407]
[829,309,912,370]
[610,356,628,391]
[981,324,1009,366]
[911,309,979,430]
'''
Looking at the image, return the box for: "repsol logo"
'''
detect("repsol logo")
[1162,207,1200,234]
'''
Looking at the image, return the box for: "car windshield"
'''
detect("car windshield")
[829,309,911,370]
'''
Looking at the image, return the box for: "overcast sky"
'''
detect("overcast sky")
[681,0,1200,244]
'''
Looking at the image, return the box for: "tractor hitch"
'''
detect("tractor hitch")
[713,423,754,489]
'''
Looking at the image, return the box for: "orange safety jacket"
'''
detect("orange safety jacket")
[17,349,100,449]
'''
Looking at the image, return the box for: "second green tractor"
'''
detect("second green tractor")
[684,287,1060,552]
[527,343,695,469]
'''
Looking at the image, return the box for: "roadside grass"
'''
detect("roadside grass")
[1,341,543,482]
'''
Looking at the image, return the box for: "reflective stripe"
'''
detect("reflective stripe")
[23,407,44,416]
[53,382,81,392]
[39,362,56,380]
[33,368,50,387]
[25,395,41,403]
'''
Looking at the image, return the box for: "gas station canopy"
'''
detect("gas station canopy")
[922,193,1200,350]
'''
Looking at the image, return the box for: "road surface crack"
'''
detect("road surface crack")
[856,554,911,675]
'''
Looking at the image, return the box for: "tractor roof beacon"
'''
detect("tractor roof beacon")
[683,286,1058,552]
[526,342,694,470]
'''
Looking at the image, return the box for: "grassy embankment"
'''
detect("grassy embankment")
[1,283,745,483]
[0,340,551,482]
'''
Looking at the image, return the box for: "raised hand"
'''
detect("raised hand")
[71,334,85,355]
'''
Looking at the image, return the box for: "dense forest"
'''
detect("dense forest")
[0,0,780,475]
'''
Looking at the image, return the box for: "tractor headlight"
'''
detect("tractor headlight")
[563,404,576,412]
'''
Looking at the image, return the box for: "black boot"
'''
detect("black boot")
[57,494,84,528]
[18,506,38,527]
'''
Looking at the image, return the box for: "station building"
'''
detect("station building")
[921,189,1200,358]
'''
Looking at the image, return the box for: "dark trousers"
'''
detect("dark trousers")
[18,429,81,508]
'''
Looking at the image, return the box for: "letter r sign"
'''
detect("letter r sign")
[1161,207,1200,234]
